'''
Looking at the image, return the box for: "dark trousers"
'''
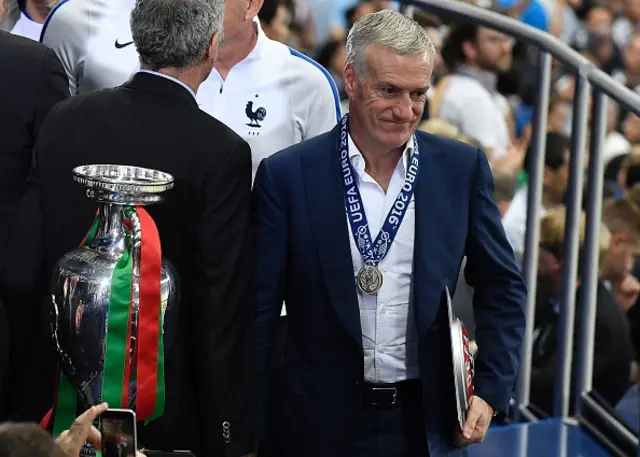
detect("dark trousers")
[354,381,429,457]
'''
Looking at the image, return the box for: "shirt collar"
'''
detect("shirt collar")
[137,70,197,100]
[347,134,414,176]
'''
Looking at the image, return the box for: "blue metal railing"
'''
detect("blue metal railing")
[401,0,640,446]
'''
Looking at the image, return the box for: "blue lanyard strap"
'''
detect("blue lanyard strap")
[339,114,420,267]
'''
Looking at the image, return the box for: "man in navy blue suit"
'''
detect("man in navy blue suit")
[253,10,527,457]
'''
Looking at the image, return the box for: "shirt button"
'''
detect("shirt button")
[380,304,387,313]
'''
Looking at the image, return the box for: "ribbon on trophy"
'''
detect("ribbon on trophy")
[42,206,165,437]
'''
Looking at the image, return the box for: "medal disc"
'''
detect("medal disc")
[357,264,383,294]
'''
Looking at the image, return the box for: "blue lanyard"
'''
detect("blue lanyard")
[339,114,420,267]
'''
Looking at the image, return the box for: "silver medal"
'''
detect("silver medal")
[356,264,383,294]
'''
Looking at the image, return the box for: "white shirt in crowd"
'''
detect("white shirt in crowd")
[346,135,419,384]
[40,0,341,180]
[501,186,548,258]
[10,11,42,41]
[438,74,510,161]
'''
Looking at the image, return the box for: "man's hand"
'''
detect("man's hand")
[457,396,494,446]
[55,402,108,457]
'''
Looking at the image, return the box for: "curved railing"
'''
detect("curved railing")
[401,0,640,452]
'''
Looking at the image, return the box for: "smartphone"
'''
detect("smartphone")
[100,408,137,457]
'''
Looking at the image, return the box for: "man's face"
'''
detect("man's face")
[222,0,252,44]
[623,113,640,142]
[604,233,637,282]
[264,5,291,44]
[585,7,613,37]
[627,0,640,22]
[344,44,432,151]
[548,101,570,133]
[624,34,640,72]
[468,27,513,72]
[544,151,570,204]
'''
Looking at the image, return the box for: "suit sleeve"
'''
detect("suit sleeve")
[192,140,254,457]
[464,148,527,415]
[33,48,70,136]
[252,159,288,442]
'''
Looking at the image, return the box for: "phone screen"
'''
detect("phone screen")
[100,409,137,457]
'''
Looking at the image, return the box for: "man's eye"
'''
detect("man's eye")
[381,86,394,94]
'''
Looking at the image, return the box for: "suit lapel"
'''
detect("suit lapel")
[302,126,362,346]
[412,133,449,337]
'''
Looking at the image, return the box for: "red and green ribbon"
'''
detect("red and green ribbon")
[44,205,165,436]
[135,207,165,422]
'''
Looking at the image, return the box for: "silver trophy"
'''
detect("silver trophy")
[50,164,177,410]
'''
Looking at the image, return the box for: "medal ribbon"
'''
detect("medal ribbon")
[339,114,420,268]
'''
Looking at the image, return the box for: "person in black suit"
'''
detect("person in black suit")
[530,207,635,415]
[3,0,254,456]
[0,30,69,421]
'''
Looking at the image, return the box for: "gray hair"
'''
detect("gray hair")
[346,10,436,77]
[131,0,224,70]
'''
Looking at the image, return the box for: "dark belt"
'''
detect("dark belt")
[361,379,421,407]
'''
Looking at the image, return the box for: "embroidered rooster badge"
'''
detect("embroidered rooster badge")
[245,100,267,128]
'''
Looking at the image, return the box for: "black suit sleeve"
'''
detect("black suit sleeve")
[191,140,253,457]
[33,48,69,136]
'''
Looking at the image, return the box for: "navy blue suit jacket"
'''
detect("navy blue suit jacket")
[252,124,527,457]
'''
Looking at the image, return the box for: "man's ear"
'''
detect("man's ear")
[344,63,358,99]
[247,0,264,21]
[207,32,220,62]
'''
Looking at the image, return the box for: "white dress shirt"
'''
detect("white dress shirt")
[346,134,419,384]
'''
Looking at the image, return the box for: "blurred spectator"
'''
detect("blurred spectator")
[412,11,443,77]
[530,206,635,415]
[0,423,66,457]
[418,118,484,148]
[283,0,315,51]
[622,111,640,146]
[612,0,640,47]
[0,0,7,23]
[8,0,58,40]
[259,0,292,43]
[604,153,630,198]
[600,196,640,286]
[437,23,520,170]
[344,0,376,31]
[494,172,520,217]
[502,133,571,257]
[604,101,632,163]
[611,32,640,125]
[316,39,347,102]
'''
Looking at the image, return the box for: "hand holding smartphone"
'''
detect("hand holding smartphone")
[100,409,138,457]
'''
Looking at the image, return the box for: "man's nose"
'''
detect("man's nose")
[392,95,413,121]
